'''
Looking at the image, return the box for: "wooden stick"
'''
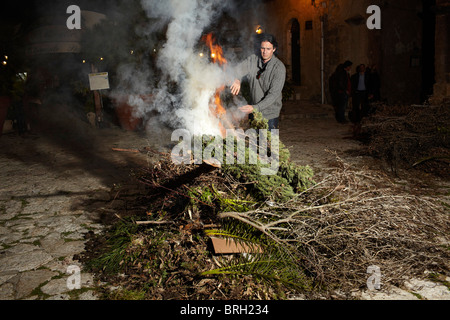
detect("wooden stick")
[112,146,167,156]
[135,220,174,225]
[112,148,140,153]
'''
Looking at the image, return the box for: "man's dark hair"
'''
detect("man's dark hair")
[258,33,278,50]
[343,60,353,68]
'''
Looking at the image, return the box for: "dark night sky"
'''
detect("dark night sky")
[0,1,36,23]
[0,0,260,24]
[0,0,114,24]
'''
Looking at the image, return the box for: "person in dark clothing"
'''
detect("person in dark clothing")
[350,64,372,123]
[329,63,342,117]
[368,64,381,102]
[334,60,352,124]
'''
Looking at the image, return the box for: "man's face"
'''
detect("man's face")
[359,64,366,73]
[260,41,276,62]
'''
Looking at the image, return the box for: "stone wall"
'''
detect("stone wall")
[247,0,433,104]
[376,0,424,104]
[433,0,450,101]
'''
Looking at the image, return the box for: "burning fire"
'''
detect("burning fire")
[203,33,227,66]
[202,33,235,137]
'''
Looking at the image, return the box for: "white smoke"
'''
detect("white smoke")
[136,0,237,136]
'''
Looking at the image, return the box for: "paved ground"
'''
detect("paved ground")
[0,109,154,299]
[0,100,448,300]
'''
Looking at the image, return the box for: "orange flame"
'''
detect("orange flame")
[202,33,234,137]
[211,86,227,137]
[214,86,227,118]
[202,33,227,66]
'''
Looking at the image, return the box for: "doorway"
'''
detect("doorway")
[291,19,301,85]
[420,0,436,102]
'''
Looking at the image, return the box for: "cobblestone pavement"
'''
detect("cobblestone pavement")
[0,101,448,300]
[0,113,164,299]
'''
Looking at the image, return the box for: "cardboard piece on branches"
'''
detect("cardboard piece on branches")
[210,237,262,254]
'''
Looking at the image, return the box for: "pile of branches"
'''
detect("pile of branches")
[80,112,449,299]
[362,101,450,177]
[81,148,449,299]
[219,153,449,293]
[80,113,319,299]
[81,151,449,300]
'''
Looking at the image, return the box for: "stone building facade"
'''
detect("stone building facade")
[241,0,448,105]
[433,0,450,101]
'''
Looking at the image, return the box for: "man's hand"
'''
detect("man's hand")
[230,79,241,96]
[239,105,254,114]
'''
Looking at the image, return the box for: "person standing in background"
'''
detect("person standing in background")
[350,64,372,123]
[334,60,353,124]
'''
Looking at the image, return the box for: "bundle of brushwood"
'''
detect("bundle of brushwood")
[362,101,450,178]
[135,111,315,221]
[81,111,449,300]
[81,112,320,299]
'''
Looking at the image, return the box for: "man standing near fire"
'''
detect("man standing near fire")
[230,34,286,130]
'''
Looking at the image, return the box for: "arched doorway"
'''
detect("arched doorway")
[291,19,301,85]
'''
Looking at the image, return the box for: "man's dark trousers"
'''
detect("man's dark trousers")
[336,92,348,123]
[351,90,369,123]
